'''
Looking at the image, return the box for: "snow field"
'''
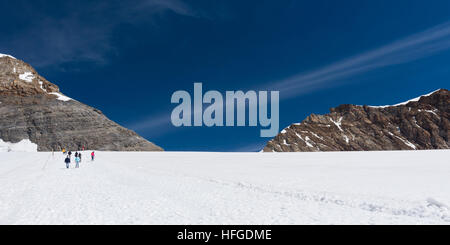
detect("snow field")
[0,150,449,224]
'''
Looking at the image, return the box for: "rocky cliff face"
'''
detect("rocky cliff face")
[0,54,163,151]
[264,89,449,152]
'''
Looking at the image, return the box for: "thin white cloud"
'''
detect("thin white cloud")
[265,21,450,99]
[131,21,450,137]
[128,94,253,133]
[128,112,171,132]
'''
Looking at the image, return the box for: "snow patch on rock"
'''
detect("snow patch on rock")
[412,117,423,129]
[295,132,313,147]
[388,132,416,150]
[310,132,324,140]
[304,136,314,147]
[38,81,47,92]
[19,72,34,83]
[343,135,349,144]
[418,109,439,117]
[330,117,343,131]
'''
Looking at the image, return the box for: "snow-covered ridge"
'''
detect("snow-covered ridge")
[0,53,16,59]
[290,89,442,127]
[49,92,72,102]
[1,53,71,102]
[367,89,441,108]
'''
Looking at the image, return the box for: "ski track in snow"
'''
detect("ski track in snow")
[0,150,449,224]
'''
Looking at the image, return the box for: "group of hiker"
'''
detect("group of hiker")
[62,148,95,169]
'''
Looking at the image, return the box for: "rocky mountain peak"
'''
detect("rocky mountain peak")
[264,89,449,152]
[0,54,162,151]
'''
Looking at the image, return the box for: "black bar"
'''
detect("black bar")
[0,225,448,243]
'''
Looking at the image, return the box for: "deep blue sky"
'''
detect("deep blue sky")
[1,0,449,151]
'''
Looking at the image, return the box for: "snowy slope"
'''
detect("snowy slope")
[0,150,449,224]
[0,139,38,152]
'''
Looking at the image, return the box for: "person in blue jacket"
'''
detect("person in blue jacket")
[64,156,70,169]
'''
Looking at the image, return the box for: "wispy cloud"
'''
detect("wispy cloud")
[264,21,450,99]
[127,92,251,133]
[1,0,197,68]
[127,112,173,137]
[128,21,450,138]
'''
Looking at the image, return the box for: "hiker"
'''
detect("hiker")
[62,148,66,155]
[91,151,95,161]
[75,152,78,158]
[64,157,70,169]
[75,156,80,168]
[78,152,82,162]
[68,151,72,159]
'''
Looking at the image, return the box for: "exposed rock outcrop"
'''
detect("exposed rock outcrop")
[264,89,449,152]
